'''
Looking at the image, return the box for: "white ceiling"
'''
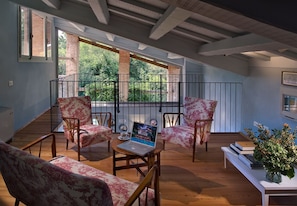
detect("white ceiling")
[8,0,297,75]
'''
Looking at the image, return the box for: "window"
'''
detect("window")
[46,19,52,59]
[19,6,52,61]
[20,7,30,57]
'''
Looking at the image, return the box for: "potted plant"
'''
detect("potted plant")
[245,123,297,183]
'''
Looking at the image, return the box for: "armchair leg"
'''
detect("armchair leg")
[78,145,81,161]
[192,146,196,162]
[108,140,110,152]
[192,142,208,162]
[66,139,69,150]
[162,140,166,150]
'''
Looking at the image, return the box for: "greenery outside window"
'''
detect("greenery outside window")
[18,6,52,62]
[58,31,178,102]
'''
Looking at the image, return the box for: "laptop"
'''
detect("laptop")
[117,122,158,156]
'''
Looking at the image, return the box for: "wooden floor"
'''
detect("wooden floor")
[1,110,297,206]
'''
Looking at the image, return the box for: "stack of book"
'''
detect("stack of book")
[229,141,255,155]
[238,153,263,169]
[229,141,263,169]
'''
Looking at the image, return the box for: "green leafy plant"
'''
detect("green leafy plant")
[245,123,297,179]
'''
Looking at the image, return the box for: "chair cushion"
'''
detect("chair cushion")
[161,125,196,148]
[50,156,155,206]
[183,96,217,127]
[64,124,112,148]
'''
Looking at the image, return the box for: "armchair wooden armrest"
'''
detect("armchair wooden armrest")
[21,133,56,158]
[124,165,160,206]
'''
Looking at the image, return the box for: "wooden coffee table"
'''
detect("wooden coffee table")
[222,147,297,206]
[112,138,162,177]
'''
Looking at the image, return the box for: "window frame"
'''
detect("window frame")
[18,6,53,62]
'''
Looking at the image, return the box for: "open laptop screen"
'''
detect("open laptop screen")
[131,122,157,147]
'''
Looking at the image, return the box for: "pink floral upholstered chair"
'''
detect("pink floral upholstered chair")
[57,96,112,161]
[0,136,160,206]
[0,141,113,206]
[161,97,217,162]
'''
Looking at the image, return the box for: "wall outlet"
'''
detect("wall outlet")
[8,80,13,87]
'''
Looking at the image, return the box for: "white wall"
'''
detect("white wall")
[0,1,57,132]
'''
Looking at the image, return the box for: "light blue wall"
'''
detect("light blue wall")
[202,63,245,82]
[201,63,246,132]
[242,66,282,130]
[243,58,297,131]
[200,58,297,132]
[185,60,203,74]
[0,1,56,132]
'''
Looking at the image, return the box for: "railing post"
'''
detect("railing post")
[116,74,120,113]
[114,77,119,133]
[178,81,181,125]
[159,74,162,113]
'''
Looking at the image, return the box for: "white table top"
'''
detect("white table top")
[221,147,297,193]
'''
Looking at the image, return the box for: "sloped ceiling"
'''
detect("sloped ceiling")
[8,0,297,76]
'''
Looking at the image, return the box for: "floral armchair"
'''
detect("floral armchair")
[161,97,217,162]
[0,134,160,206]
[57,96,112,161]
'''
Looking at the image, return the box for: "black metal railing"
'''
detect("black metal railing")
[50,73,242,133]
